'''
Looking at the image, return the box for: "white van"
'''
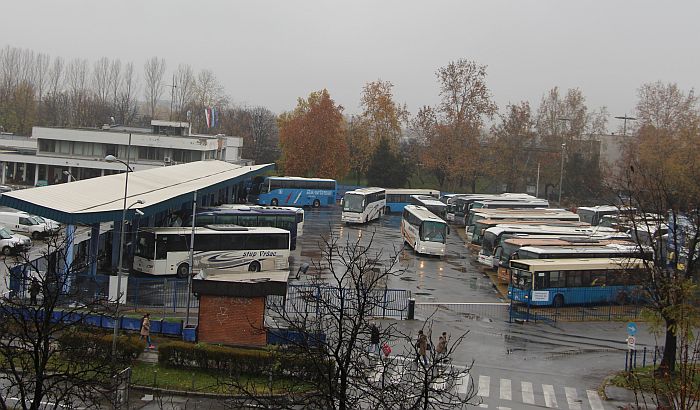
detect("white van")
[19,212,61,232]
[0,226,30,255]
[0,212,52,239]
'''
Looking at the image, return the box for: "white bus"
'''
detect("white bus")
[342,187,386,224]
[385,189,440,213]
[409,195,448,219]
[216,204,305,236]
[401,205,448,256]
[134,226,291,278]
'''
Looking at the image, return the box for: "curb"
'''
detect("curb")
[130,384,291,400]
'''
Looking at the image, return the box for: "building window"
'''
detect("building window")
[105,144,117,157]
[38,140,56,153]
[138,146,165,161]
[57,140,72,154]
[172,149,193,163]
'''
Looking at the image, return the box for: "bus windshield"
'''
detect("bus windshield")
[343,194,365,213]
[481,231,498,253]
[420,221,447,243]
[511,269,532,290]
[135,231,155,259]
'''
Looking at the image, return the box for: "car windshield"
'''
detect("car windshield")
[420,221,447,243]
[0,228,12,240]
[343,194,364,213]
[31,216,44,224]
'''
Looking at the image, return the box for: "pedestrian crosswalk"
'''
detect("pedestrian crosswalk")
[366,363,610,409]
[467,374,607,409]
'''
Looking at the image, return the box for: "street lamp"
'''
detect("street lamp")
[62,170,77,182]
[558,143,566,205]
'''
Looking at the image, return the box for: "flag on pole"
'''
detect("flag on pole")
[205,108,211,128]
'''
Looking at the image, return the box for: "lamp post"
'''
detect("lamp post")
[106,133,143,356]
[556,118,571,205]
[62,170,77,182]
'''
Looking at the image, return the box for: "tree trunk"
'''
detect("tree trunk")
[658,318,677,375]
[471,177,477,194]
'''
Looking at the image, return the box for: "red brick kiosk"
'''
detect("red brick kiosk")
[192,270,289,347]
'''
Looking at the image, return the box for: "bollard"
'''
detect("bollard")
[642,347,647,368]
[407,298,415,320]
[625,351,629,372]
[192,372,195,390]
[153,370,157,387]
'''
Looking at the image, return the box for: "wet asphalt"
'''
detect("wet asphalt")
[288,206,646,408]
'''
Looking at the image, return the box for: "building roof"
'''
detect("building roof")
[192,270,289,297]
[0,160,272,224]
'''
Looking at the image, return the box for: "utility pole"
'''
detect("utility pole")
[614,114,637,136]
[166,75,177,121]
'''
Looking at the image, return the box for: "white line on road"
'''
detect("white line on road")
[587,390,605,410]
[500,378,511,401]
[497,407,511,410]
[457,374,471,395]
[542,384,558,408]
[478,375,490,397]
[521,381,535,405]
[565,387,581,410]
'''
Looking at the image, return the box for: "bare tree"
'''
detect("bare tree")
[116,62,138,125]
[221,233,476,409]
[108,59,122,117]
[143,56,166,119]
[173,64,195,121]
[65,58,90,126]
[0,233,136,409]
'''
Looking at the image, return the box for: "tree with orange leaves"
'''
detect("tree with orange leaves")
[278,89,349,180]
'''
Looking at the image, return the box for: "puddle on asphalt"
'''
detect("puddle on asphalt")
[414,292,432,296]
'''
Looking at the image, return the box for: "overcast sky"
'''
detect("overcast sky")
[3,1,699,126]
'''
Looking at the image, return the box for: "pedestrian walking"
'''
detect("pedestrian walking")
[29,278,40,305]
[436,334,447,363]
[140,313,154,349]
[369,323,380,355]
[416,330,428,366]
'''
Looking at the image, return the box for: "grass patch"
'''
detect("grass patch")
[130,362,313,395]
[611,365,700,396]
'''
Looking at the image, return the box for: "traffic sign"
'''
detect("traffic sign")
[627,336,636,350]
[627,322,637,336]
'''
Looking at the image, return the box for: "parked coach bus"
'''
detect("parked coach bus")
[451,194,537,226]
[252,176,337,208]
[216,204,304,236]
[189,207,300,250]
[342,187,386,224]
[134,226,291,278]
[409,195,447,219]
[401,205,448,256]
[385,189,440,213]
[466,209,581,243]
[508,257,646,307]
[495,237,633,283]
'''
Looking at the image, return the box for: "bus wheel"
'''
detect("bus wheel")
[248,261,261,272]
[552,294,564,308]
[271,198,279,206]
[176,263,189,278]
[313,199,320,208]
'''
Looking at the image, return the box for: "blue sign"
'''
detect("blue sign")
[627,322,637,336]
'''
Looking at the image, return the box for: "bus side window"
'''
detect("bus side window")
[534,272,547,289]
[549,271,566,288]
[590,271,606,287]
[567,271,583,287]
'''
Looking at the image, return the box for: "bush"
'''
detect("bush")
[158,341,322,379]
[59,330,146,364]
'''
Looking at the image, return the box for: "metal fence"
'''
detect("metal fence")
[415,302,510,322]
[508,287,646,323]
[624,346,664,372]
[271,284,411,319]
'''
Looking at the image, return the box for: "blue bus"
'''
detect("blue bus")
[384,189,440,213]
[508,257,645,307]
[250,177,337,208]
[188,207,300,250]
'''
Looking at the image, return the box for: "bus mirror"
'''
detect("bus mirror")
[340,198,344,206]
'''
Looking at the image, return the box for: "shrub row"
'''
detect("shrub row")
[58,330,146,364]
[158,341,327,380]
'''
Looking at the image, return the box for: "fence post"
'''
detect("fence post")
[382,289,388,318]
[407,298,415,320]
[172,279,177,313]
[642,346,647,368]
[625,351,629,372]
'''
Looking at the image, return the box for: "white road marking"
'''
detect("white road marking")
[587,390,605,410]
[521,381,535,405]
[497,407,511,410]
[565,387,581,410]
[543,384,558,408]
[500,378,511,401]
[478,375,490,397]
[456,374,471,395]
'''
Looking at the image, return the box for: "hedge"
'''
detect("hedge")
[58,330,146,364]
[158,341,327,380]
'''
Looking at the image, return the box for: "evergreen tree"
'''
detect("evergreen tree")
[366,137,407,188]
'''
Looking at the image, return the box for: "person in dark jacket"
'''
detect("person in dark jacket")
[369,323,380,355]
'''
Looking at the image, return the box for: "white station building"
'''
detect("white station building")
[0,120,246,187]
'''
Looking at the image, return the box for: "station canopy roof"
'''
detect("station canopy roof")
[0,160,272,225]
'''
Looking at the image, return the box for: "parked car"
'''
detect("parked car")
[0,227,30,255]
[0,211,52,239]
[19,212,61,232]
